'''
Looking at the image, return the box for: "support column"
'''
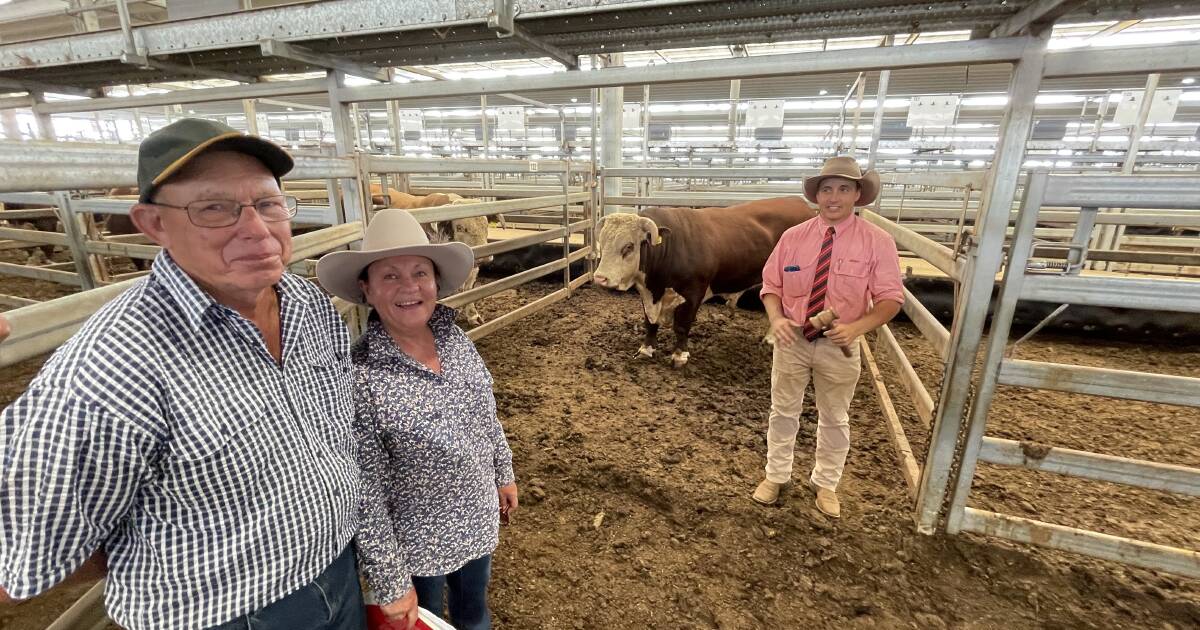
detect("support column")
[1101,73,1160,268]
[243,99,259,134]
[32,93,55,141]
[727,79,741,167]
[915,34,1047,536]
[1,109,20,140]
[599,54,624,216]
[866,36,894,170]
[639,84,650,195]
[326,70,365,226]
[386,100,401,155]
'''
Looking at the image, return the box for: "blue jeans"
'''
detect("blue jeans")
[411,554,492,630]
[209,545,365,630]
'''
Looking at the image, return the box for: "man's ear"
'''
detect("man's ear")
[129,204,171,248]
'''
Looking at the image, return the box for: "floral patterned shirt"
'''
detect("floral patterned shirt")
[351,305,514,602]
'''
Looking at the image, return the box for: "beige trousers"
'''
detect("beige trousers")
[764,336,862,490]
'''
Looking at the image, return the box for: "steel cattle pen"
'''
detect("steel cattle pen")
[0,4,1198,627]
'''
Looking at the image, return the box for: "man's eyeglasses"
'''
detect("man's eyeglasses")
[151,195,298,228]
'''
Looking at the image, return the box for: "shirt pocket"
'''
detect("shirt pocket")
[162,406,272,508]
[832,258,871,297]
[295,342,355,455]
[781,262,813,298]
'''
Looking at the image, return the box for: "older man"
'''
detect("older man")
[752,156,903,518]
[0,119,362,629]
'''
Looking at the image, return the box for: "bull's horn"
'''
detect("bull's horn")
[638,216,660,245]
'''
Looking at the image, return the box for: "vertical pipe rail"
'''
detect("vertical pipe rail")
[943,172,1048,534]
[866,36,894,171]
[915,34,1045,535]
[53,191,98,290]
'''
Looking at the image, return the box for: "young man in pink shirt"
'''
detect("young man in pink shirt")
[752,156,904,518]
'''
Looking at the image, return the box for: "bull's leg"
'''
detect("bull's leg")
[669,289,705,368]
[461,266,484,326]
[634,282,661,358]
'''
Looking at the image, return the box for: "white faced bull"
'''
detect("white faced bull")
[594,213,660,291]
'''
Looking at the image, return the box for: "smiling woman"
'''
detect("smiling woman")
[316,210,520,630]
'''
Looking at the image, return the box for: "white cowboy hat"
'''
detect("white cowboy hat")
[316,209,474,303]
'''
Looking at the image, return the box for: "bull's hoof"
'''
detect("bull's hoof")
[671,351,690,368]
[637,345,655,358]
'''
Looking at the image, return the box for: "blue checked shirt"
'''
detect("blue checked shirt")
[0,252,359,630]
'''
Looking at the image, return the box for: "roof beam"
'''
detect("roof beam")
[120,53,259,83]
[488,0,578,70]
[0,95,35,110]
[337,36,1030,104]
[260,39,388,82]
[990,0,1085,38]
[1084,19,1140,42]
[397,65,553,109]
[33,78,327,114]
[257,97,329,112]
[0,78,100,98]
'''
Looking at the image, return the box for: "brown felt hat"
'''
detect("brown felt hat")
[137,117,293,203]
[804,156,880,207]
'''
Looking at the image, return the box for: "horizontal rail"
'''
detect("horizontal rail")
[0,208,57,220]
[879,171,986,189]
[85,240,159,260]
[0,294,39,308]
[407,193,589,224]
[861,209,959,279]
[0,261,81,285]
[1040,175,1200,210]
[604,195,800,208]
[443,246,590,309]
[368,155,573,174]
[466,272,590,341]
[979,437,1200,497]
[474,219,590,259]
[604,167,810,179]
[876,324,934,429]
[861,337,921,499]
[0,226,67,246]
[408,186,585,198]
[960,508,1200,579]
[0,141,354,192]
[289,222,364,262]
[901,287,950,360]
[997,359,1200,408]
[1019,274,1200,313]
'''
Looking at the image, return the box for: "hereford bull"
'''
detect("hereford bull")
[593,197,817,367]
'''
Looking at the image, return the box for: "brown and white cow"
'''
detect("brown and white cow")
[371,186,490,326]
[594,196,817,367]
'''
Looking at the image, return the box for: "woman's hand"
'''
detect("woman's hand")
[499,483,519,522]
[381,588,419,630]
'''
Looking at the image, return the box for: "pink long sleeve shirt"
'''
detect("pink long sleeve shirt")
[761,213,904,327]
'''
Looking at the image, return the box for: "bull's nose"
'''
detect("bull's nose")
[595,274,609,286]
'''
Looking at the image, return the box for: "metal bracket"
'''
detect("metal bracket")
[488,0,578,70]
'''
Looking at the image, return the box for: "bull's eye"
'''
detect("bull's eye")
[621,242,634,257]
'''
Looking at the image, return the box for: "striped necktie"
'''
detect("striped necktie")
[802,226,836,342]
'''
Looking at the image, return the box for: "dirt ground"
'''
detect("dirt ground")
[2,277,1198,630]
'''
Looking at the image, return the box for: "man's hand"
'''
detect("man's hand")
[769,317,797,347]
[0,314,10,344]
[823,319,863,349]
[499,483,519,520]
[381,588,419,630]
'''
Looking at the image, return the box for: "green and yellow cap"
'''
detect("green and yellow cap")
[137,117,294,203]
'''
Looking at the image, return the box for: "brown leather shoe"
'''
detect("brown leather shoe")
[752,479,784,506]
[808,480,841,518]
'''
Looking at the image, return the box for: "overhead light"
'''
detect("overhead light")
[287,107,294,111]
[187,109,195,114]
[1184,77,1196,85]
[818,89,828,96]
[571,97,578,102]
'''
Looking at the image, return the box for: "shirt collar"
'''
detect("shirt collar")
[363,304,459,367]
[815,212,859,234]
[150,250,309,332]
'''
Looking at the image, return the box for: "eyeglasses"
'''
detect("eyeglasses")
[152,195,298,228]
